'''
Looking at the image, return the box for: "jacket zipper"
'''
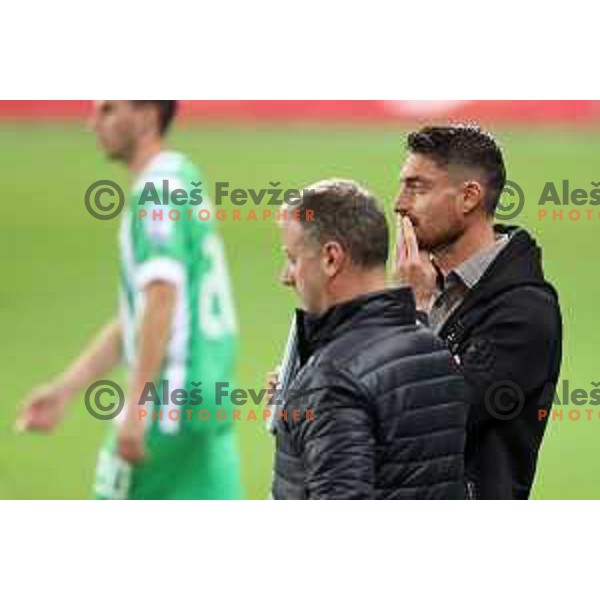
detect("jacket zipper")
[466,480,477,500]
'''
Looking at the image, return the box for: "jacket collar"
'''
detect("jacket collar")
[295,287,416,364]
[438,223,556,339]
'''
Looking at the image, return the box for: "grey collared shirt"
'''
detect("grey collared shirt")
[429,234,509,333]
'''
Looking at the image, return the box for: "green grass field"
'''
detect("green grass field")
[0,122,598,499]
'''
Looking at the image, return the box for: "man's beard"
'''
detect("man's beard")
[101,134,136,164]
[416,224,463,255]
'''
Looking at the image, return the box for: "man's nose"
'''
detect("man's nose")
[394,189,412,215]
[280,264,295,287]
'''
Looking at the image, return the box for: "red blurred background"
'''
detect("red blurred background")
[1,100,598,126]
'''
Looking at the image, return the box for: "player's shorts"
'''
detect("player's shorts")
[94,425,243,500]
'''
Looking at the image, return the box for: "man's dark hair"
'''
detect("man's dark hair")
[406,124,506,215]
[296,179,389,269]
[131,100,178,136]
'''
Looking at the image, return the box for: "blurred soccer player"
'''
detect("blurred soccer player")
[394,124,562,499]
[17,100,242,499]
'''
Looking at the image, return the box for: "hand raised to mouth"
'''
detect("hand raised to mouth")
[394,215,437,313]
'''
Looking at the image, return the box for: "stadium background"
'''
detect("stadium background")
[0,100,597,499]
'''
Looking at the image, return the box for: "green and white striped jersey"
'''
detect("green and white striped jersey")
[118,151,238,434]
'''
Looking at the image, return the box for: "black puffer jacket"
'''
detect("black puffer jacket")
[272,288,467,499]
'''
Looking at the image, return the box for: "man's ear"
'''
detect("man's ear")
[321,241,345,277]
[462,179,486,215]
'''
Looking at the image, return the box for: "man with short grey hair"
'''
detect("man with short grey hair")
[271,179,467,499]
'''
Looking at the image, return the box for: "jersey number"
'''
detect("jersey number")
[199,233,237,338]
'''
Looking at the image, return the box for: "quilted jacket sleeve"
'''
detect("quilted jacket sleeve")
[291,364,376,499]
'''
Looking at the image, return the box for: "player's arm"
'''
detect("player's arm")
[17,319,122,432]
[117,280,177,464]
